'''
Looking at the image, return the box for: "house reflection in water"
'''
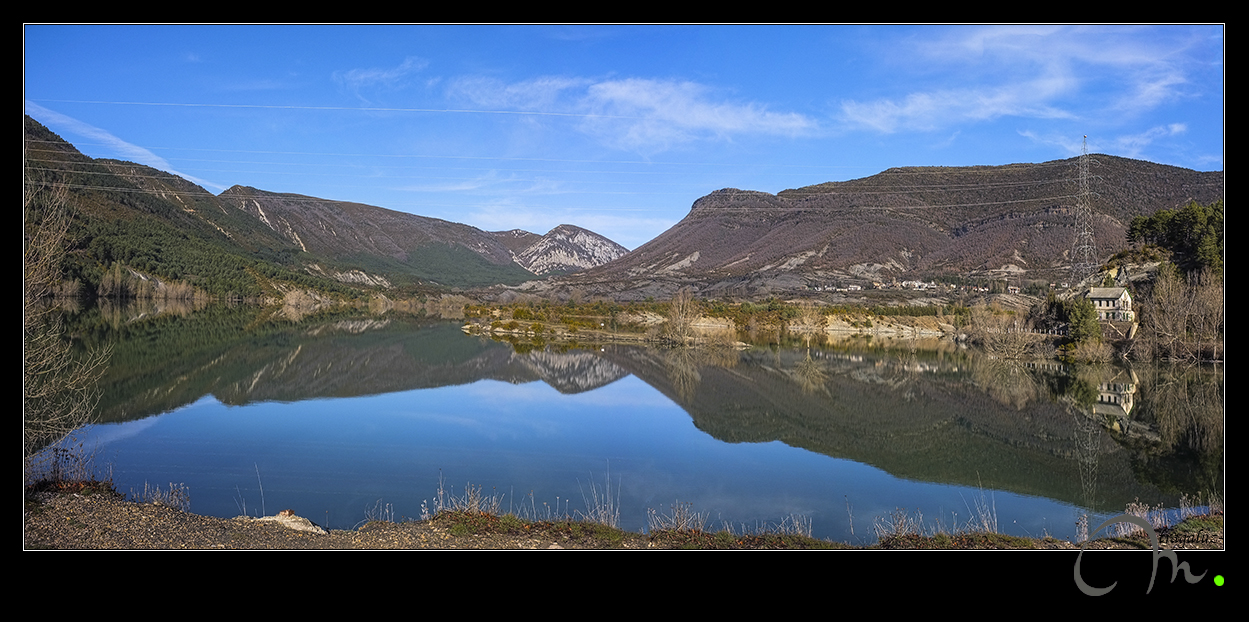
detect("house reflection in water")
[1092,368,1143,438]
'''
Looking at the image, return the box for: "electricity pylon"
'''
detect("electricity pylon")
[1070,136,1099,283]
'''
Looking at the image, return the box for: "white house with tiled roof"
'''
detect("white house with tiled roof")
[1085,287,1135,322]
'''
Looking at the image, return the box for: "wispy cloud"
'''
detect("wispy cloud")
[447,75,589,110]
[393,169,536,194]
[1019,123,1188,158]
[1110,123,1188,158]
[840,79,1076,134]
[449,75,817,154]
[839,25,1214,134]
[1111,70,1190,116]
[580,78,816,152]
[334,56,429,101]
[25,101,221,190]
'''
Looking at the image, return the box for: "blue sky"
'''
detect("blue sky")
[24,25,1223,250]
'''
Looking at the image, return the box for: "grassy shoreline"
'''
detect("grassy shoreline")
[23,475,1224,550]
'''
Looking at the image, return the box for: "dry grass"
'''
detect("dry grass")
[876,487,1224,549]
[1069,339,1115,363]
[874,484,1000,543]
[24,436,113,494]
[963,485,999,534]
[1105,492,1225,539]
[361,499,395,526]
[722,513,814,538]
[132,481,191,512]
[576,468,620,529]
[873,508,928,540]
[513,490,572,522]
[421,474,506,520]
[646,501,708,533]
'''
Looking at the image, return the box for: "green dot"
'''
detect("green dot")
[1214,575,1224,587]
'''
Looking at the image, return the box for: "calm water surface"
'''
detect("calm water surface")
[64,305,1223,542]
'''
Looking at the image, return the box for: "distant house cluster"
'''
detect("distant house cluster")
[809,284,863,292]
[1085,287,1135,322]
[811,280,950,292]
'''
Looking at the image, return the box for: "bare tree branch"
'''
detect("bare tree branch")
[663,286,698,346]
[24,185,112,464]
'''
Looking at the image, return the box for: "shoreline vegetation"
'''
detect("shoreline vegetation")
[454,288,1211,367]
[23,472,1224,550]
[35,251,1224,366]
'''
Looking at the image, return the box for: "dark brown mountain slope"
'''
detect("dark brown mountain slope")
[221,185,518,266]
[561,155,1222,299]
[491,229,544,255]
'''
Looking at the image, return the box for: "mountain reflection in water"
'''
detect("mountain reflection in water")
[67,306,1222,542]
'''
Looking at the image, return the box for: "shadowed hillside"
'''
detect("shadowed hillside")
[23,115,628,295]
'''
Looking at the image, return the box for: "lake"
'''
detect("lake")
[55,303,1224,543]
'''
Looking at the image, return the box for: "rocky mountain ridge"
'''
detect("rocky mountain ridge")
[554,155,1223,299]
[508,224,630,276]
[25,114,1222,301]
[23,115,627,294]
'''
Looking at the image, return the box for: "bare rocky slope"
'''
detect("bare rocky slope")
[508,224,629,276]
[555,155,1222,300]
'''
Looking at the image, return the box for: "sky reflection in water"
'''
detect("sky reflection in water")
[72,317,1220,543]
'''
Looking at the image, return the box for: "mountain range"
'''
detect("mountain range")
[556,155,1223,299]
[24,114,1223,301]
[217,185,627,287]
[23,115,627,296]
[492,224,629,276]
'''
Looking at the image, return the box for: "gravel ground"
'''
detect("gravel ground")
[23,490,1224,551]
[22,491,647,550]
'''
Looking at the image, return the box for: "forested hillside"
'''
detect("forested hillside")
[1126,199,1224,275]
[22,116,628,298]
[23,117,358,300]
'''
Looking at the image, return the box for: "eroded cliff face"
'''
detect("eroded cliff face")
[513,224,630,275]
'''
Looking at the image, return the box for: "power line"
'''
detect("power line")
[30,98,646,120]
[23,150,1084,195]
[26,178,1083,214]
[694,195,1080,211]
[23,136,1129,215]
[20,181,670,212]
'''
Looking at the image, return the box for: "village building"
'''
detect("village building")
[1085,287,1135,322]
